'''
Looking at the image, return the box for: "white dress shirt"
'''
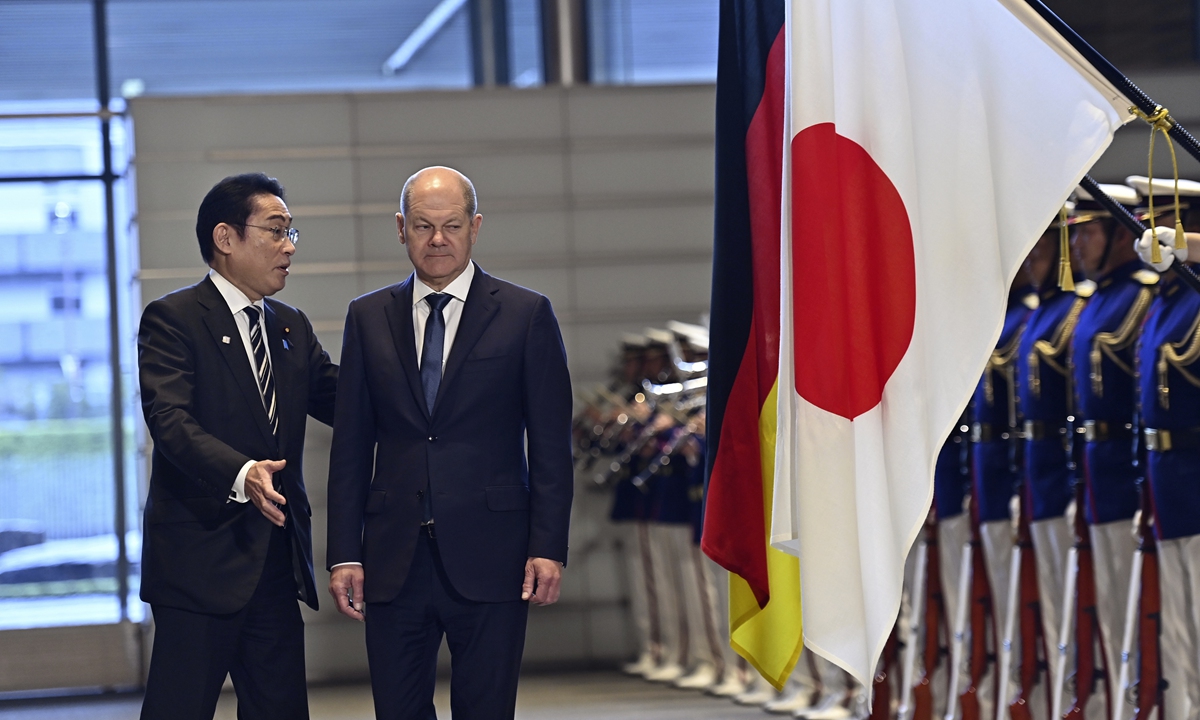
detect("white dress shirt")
[208,269,272,503]
[412,261,474,371]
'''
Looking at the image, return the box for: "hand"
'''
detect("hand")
[245,459,287,527]
[522,557,563,606]
[329,565,366,621]
[1137,227,1187,272]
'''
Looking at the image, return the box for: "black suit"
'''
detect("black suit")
[137,275,337,719]
[327,264,573,719]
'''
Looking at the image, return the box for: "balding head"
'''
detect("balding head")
[396,166,483,292]
[401,166,477,218]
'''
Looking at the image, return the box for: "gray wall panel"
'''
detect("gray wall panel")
[354,89,565,145]
[132,84,718,680]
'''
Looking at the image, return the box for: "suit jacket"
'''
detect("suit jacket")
[138,276,337,614]
[326,264,574,603]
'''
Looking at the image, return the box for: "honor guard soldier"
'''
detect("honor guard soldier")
[663,322,748,695]
[1133,178,1200,720]
[971,269,1037,708]
[1016,216,1091,704]
[602,335,666,679]
[637,328,692,685]
[1068,181,1154,716]
[934,421,973,720]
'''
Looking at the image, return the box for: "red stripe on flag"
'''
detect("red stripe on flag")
[701,24,786,608]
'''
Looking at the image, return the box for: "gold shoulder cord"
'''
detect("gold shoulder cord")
[984,324,1025,406]
[1028,297,1086,399]
[1090,288,1153,398]
[1131,105,1188,264]
[1158,308,1200,409]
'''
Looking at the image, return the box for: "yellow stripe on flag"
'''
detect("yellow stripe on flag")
[728,380,804,690]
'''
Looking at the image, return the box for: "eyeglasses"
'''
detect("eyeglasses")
[242,223,299,245]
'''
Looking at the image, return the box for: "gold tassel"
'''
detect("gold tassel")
[1158,357,1171,409]
[1059,205,1075,291]
[1132,104,1188,258]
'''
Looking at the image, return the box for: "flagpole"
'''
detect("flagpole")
[1022,0,1200,165]
[1079,175,1200,296]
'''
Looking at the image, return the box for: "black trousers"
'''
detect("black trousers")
[141,525,307,720]
[365,527,530,720]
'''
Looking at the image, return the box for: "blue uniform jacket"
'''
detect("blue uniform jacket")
[1019,287,1086,521]
[1138,276,1200,540]
[971,296,1032,523]
[1072,261,1153,524]
[934,431,968,521]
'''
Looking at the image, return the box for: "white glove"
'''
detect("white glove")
[1136,227,1188,272]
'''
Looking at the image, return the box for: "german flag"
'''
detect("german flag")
[701,0,803,690]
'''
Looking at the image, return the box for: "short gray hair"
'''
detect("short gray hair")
[400,166,477,218]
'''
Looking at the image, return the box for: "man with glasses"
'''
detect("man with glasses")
[137,173,337,719]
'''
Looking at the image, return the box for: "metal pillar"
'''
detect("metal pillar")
[540,0,589,86]
[470,0,511,86]
[92,0,130,621]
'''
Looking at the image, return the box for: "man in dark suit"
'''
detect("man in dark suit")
[137,173,338,719]
[326,166,574,720]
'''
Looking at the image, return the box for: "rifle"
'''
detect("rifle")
[1130,478,1163,720]
[996,535,1019,719]
[1051,528,1077,717]
[1062,479,1112,720]
[958,507,998,720]
[1004,492,1051,720]
[913,509,947,720]
[1112,543,1142,720]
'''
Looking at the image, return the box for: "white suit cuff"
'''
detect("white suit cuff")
[228,460,254,503]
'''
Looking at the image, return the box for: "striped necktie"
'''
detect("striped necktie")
[243,305,278,435]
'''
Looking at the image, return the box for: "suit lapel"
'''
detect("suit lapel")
[263,301,290,456]
[383,276,430,418]
[197,277,278,453]
[439,267,500,406]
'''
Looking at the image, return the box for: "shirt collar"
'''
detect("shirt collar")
[208,269,262,317]
[412,261,475,307]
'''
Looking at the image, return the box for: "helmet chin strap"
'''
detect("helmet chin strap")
[1097,218,1116,275]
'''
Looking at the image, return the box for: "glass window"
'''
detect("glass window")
[0,178,140,630]
[588,0,719,85]
[0,1,97,102]
[106,0,473,96]
[508,0,544,87]
[0,115,131,179]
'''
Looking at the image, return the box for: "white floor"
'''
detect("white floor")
[0,672,772,719]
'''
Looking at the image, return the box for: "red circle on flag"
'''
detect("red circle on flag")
[791,123,917,421]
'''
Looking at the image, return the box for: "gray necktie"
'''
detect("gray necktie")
[419,293,451,523]
[243,305,277,435]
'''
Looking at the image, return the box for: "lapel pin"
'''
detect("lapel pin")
[221,336,231,344]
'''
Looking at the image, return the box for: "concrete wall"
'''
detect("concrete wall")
[130,83,717,681]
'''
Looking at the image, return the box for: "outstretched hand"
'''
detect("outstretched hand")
[245,459,287,526]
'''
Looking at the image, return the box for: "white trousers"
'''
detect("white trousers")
[623,521,661,662]
[1031,514,1074,700]
[1157,534,1200,720]
[1090,519,1137,720]
[679,533,728,672]
[940,514,973,720]
[647,523,689,667]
